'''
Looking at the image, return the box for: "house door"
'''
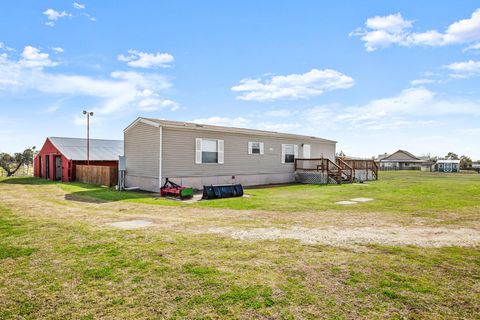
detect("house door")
[303,144,311,158]
[55,157,62,181]
[45,155,50,179]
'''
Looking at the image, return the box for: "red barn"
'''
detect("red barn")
[34,137,123,182]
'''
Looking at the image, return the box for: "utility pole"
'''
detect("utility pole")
[82,110,94,165]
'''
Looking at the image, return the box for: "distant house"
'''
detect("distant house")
[34,137,123,182]
[436,160,460,173]
[378,150,433,171]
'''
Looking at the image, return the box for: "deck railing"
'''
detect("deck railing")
[295,158,346,184]
[338,158,378,180]
[295,157,378,182]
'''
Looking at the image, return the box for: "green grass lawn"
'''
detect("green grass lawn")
[9,171,479,214]
[0,172,479,319]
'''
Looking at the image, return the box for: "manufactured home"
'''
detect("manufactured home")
[124,118,338,192]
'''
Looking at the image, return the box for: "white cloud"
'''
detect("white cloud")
[51,47,64,54]
[264,109,294,117]
[191,116,303,134]
[463,42,480,53]
[19,46,58,68]
[118,50,174,68]
[0,42,15,52]
[73,2,85,10]
[231,68,354,101]
[444,9,480,44]
[310,87,480,130]
[192,117,251,128]
[304,105,336,123]
[349,13,413,51]
[443,60,480,78]
[0,47,176,116]
[256,122,302,132]
[365,13,413,34]
[410,78,436,86]
[43,8,71,26]
[352,9,480,51]
[138,98,179,112]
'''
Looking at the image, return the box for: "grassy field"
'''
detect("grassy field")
[21,171,479,211]
[0,172,479,319]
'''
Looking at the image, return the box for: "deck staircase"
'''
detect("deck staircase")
[294,157,378,184]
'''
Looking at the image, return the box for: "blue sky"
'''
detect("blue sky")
[1,1,480,159]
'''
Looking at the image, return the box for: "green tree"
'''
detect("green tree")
[445,152,459,160]
[0,147,36,177]
[460,155,473,169]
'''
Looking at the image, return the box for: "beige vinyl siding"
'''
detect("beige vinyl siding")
[162,127,335,177]
[124,122,159,178]
[311,143,335,160]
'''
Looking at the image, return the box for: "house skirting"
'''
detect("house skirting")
[125,175,159,193]
[353,169,375,181]
[295,172,329,184]
[126,173,296,192]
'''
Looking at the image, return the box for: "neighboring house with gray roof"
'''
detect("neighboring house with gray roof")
[34,137,123,182]
[377,149,433,171]
[124,117,337,191]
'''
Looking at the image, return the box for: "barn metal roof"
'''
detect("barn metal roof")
[48,137,123,161]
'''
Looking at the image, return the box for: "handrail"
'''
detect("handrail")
[336,158,354,182]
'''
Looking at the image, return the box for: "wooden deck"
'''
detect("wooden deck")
[294,158,378,184]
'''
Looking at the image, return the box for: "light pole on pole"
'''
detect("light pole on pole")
[82,110,94,165]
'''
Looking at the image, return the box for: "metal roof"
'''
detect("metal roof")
[49,137,123,161]
[126,117,337,144]
[436,159,460,164]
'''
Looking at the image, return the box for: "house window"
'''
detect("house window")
[202,139,218,163]
[195,138,224,164]
[282,144,297,163]
[248,142,264,155]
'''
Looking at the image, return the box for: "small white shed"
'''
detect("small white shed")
[436,160,460,173]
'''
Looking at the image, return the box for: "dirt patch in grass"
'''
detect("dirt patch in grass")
[107,219,155,230]
[205,226,480,247]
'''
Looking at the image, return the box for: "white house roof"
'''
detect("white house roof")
[49,137,123,161]
[437,159,461,164]
[125,117,337,144]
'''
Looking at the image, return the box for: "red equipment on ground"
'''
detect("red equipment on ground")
[160,178,194,200]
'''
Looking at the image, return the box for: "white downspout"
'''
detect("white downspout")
[158,126,163,190]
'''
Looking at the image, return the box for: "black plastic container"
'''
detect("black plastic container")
[202,184,244,199]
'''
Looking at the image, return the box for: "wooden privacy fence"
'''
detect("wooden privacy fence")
[76,165,118,187]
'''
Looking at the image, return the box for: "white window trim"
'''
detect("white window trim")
[195,138,224,164]
[281,144,298,164]
[248,141,264,155]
